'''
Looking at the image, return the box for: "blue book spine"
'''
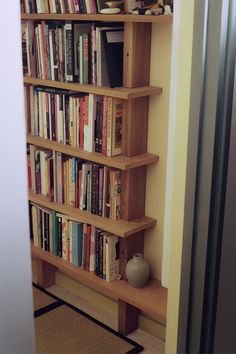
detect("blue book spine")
[72,222,79,266]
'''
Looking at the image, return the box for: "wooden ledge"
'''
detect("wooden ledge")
[23,77,162,100]
[21,13,173,24]
[29,192,156,237]
[32,244,167,325]
[27,134,159,170]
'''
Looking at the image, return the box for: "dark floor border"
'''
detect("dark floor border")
[33,283,144,354]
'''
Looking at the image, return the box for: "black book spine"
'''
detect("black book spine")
[99,233,103,278]
[95,230,99,276]
[39,209,43,249]
[57,216,62,257]
[65,95,70,144]
[65,22,74,82]
[95,100,100,152]
[44,212,50,251]
[51,94,56,141]
[99,100,103,153]
[91,164,98,214]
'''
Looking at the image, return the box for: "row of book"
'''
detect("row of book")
[21,0,107,14]
[28,145,121,220]
[29,202,120,281]
[25,86,123,156]
[22,21,124,87]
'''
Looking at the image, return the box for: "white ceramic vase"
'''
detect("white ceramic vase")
[125,253,150,288]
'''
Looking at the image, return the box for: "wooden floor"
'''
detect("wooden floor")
[46,284,165,354]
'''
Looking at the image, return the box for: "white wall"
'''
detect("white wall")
[0,1,35,353]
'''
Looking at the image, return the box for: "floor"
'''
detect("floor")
[47,284,165,354]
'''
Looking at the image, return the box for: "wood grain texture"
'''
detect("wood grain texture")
[121,167,146,221]
[27,134,159,170]
[36,258,57,288]
[21,13,173,24]
[122,97,149,156]
[118,300,140,335]
[28,191,156,237]
[23,77,162,100]
[119,232,144,279]
[32,245,167,325]
[123,23,151,88]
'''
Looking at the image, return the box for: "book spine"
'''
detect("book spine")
[65,22,74,82]
[102,96,108,155]
[86,225,91,271]
[98,166,104,216]
[89,225,96,272]
[112,98,123,156]
[71,221,79,266]
[106,97,113,157]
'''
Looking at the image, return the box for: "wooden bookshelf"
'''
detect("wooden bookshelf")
[27,134,159,170]
[29,191,156,237]
[32,244,167,325]
[21,13,173,24]
[22,8,171,337]
[24,77,162,100]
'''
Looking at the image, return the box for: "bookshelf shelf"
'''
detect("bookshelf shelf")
[21,13,173,24]
[27,134,159,170]
[29,191,156,237]
[31,243,167,325]
[23,77,162,99]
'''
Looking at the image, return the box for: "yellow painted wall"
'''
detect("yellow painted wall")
[165,1,195,353]
[145,22,172,280]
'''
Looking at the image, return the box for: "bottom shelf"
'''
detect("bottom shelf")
[31,244,167,326]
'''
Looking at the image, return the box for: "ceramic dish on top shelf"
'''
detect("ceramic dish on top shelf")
[100,7,121,14]
[105,0,124,8]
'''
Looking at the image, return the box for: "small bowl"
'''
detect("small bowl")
[105,0,124,8]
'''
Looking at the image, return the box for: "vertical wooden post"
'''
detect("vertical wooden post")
[122,22,152,157]
[121,167,146,221]
[118,22,152,335]
[118,300,140,335]
[36,258,57,288]
[123,23,151,88]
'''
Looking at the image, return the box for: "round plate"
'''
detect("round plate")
[100,8,121,14]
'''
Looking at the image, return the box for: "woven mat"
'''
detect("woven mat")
[33,285,143,354]
[33,287,57,311]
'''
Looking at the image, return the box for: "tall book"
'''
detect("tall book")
[101,29,124,88]
[105,235,119,282]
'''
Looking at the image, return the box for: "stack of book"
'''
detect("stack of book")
[21,0,109,14]
[28,146,121,220]
[22,21,124,87]
[25,86,123,156]
[29,202,120,281]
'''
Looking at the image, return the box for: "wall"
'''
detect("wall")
[0,1,35,353]
[145,21,173,281]
[165,0,195,353]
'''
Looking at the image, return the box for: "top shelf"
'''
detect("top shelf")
[21,13,173,24]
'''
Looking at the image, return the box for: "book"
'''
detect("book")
[111,98,123,156]
[101,29,124,88]
[105,235,119,281]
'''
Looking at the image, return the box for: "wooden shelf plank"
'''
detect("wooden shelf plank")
[31,244,167,325]
[29,192,156,237]
[27,134,159,170]
[23,77,162,99]
[21,13,173,24]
